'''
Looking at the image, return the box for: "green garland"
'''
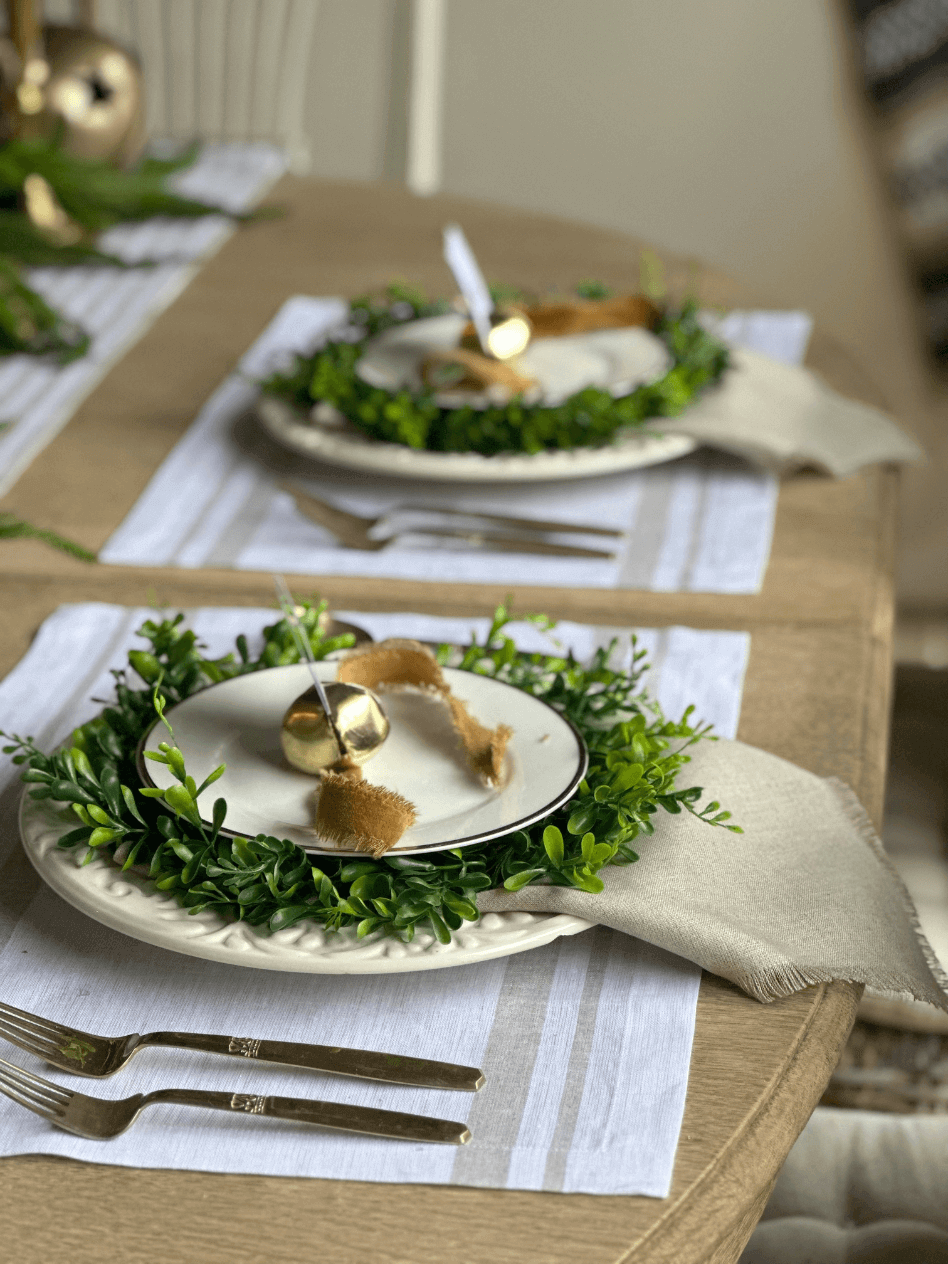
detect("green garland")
[0,137,256,360]
[0,255,89,360]
[3,603,739,946]
[261,283,730,457]
[0,138,222,238]
[0,512,95,561]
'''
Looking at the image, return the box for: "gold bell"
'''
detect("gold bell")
[281,682,389,775]
[40,25,146,166]
[460,307,532,361]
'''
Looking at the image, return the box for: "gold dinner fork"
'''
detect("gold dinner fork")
[0,1055,470,1143]
[282,483,620,559]
[0,1000,484,1090]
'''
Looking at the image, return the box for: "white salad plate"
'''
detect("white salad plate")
[256,312,696,483]
[355,314,673,406]
[136,662,587,857]
[19,794,594,974]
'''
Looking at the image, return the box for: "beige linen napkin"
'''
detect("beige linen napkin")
[643,348,924,477]
[481,739,948,1009]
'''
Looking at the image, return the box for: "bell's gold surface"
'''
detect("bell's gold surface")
[460,308,533,361]
[22,172,84,245]
[281,682,390,775]
[11,25,147,166]
[486,311,532,360]
[16,59,46,114]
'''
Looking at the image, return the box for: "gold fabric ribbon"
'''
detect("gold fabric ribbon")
[424,292,662,395]
[313,639,513,857]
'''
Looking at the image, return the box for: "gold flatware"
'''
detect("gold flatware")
[282,484,619,559]
[393,502,621,538]
[0,1055,471,1143]
[0,1000,485,1091]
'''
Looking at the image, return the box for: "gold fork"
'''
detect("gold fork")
[0,1055,470,1143]
[282,484,619,559]
[0,999,484,1089]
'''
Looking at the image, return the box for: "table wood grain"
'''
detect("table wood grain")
[0,177,892,1263]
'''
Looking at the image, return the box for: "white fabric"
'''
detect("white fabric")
[99,298,807,594]
[762,1108,948,1233]
[740,1108,948,1263]
[0,143,286,500]
[93,0,320,172]
[0,605,748,1195]
[649,344,923,477]
[742,1217,948,1263]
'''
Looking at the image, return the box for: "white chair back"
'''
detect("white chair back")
[80,0,320,172]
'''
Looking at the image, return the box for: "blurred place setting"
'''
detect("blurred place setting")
[0,4,947,1264]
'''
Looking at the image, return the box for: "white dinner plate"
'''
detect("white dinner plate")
[19,795,594,974]
[257,393,696,483]
[255,311,695,483]
[137,663,588,857]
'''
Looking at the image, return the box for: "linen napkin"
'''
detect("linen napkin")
[482,738,948,1010]
[352,611,945,1011]
[0,142,286,500]
[645,313,924,477]
[0,604,749,1197]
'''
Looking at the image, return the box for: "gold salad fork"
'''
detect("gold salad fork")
[282,483,620,559]
[0,1056,470,1143]
[0,1000,484,1091]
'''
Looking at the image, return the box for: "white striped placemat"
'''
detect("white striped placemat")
[100,299,812,593]
[0,143,286,499]
[0,604,748,1196]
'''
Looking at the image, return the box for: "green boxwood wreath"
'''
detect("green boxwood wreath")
[3,602,739,947]
[261,283,730,458]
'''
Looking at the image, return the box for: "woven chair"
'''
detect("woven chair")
[740,1107,948,1263]
[741,660,948,1262]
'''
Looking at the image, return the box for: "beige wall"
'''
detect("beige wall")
[437,1,926,423]
[304,0,394,182]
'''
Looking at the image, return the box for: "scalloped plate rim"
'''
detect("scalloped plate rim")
[19,793,594,974]
[256,394,697,484]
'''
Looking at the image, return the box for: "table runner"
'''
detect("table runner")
[0,604,748,1196]
[98,299,812,593]
[0,143,286,499]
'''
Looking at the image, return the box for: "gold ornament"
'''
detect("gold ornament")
[0,11,145,166]
[40,25,146,167]
[21,171,84,245]
[281,682,390,776]
[460,306,532,361]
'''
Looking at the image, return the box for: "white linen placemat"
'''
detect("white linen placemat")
[98,298,807,593]
[0,143,286,499]
[0,604,748,1196]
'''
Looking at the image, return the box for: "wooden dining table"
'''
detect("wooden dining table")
[0,176,897,1264]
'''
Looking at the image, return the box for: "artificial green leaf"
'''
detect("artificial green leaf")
[543,825,564,866]
[503,868,545,891]
[4,597,737,949]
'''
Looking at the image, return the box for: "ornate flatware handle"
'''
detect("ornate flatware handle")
[143,1031,485,1092]
[148,1088,471,1144]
